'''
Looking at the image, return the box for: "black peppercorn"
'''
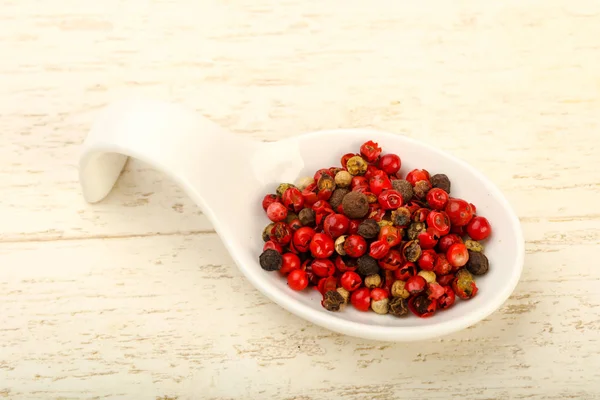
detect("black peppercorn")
[262,223,274,242]
[357,218,380,239]
[389,297,409,317]
[466,250,489,275]
[298,208,316,227]
[403,240,422,262]
[330,188,350,210]
[357,255,380,276]
[413,180,432,200]
[259,249,282,271]
[342,191,369,219]
[322,290,345,311]
[392,179,414,203]
[407,222,426,240]
[391,207,411,227]
[431,174,451,193]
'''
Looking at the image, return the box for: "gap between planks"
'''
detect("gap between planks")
[0,229,217,244]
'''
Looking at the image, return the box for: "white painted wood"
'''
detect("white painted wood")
[0,0,599,398]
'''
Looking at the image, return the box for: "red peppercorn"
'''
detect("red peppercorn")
[378,249,403,271]
[292,227,316,253]
[360,140,382,163]
[466,216,492,241]
[447,243,469,268]
[343,234,368,258]
[426,188,449,210]
[437,233,463,253]
[367,207,386,222]
[378,189,403,210]
[452,270,478,300]
[445,198,474,227]
[417,228,439,250]
[340,271,362,292]
[317,276,338,295]
[309,233,335,259]
[437,286,456,309]
[301,188,318,207]
[262,194,279,211]
[408,293,437,318]
[279,253,301,275]
[263,240,283,253]
[334,255,357,272]
[412,207,430,223]
[369,240,390,260]
[369,170,393,195]
[405,275,427,295]
[434,253,453,276]
[287,269,309,291]
[351,176,369,189]
[427,282,445,300]
[378,225,402,247]
[348,219,361,235]
[311,259,336,277]
[379,154,401,175]
[437,273,455,287]
[314,168,333,182]
[323,213,350,239]
[364,164,380,180]
[426,210,451,236]
[406,169,430,186]
[450,224,465,235]
[350,287,371,311]
[266,202,288,222]
[312,200,334,226]
[394,262,417,280]
[418,249,437,271]
[269,222,292,246]
[282,187,305,212]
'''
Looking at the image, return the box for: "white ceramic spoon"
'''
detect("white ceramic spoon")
[79,98,524,342]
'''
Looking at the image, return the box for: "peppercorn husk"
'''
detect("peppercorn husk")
[407,222,426,240]
[335,235,347,255]
[377,220,394,228]
[466,250,489,275]
[330,188,350,210]
[389,297,409,317]
[392,179,414,203]
[412,294,435,315]
[334,171,352,188]
[403,240,422,262]
[322,290,345,311]
[364,274,382,289]
[371,298,389,315]
[342,191,369,219]
[298,208,316,227]
[431,174,451,193]
[418,270,436,284]
[276,183,296,197]
[259,249,282,271]
[391,280,410,299]
[357,218,380,239]
[465,239,485,253]
[336,287,350,304]
[357,255,380,276]
[413,180,432,200]
[317,174,336,193]
[346,155,368,176]
[391,207,411,227]
[262,223,275,242]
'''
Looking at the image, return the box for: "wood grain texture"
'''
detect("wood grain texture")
[0,0,599,398]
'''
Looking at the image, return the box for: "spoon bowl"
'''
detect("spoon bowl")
[79,99,524,341]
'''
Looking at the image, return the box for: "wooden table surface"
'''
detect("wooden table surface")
[1,1,599,399]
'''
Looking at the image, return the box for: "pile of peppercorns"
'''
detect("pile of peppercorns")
[259,140,492,318]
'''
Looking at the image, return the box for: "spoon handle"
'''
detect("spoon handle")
[78,98,258,223]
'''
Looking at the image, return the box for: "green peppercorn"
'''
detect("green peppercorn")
[330,188,350,210]
[418,270,436,284]
[391,207,411,227]
[465,239,485,252]
[389,297,409,317]
[407,222,426,240]
[403,240,422,262]
[342,191,369,219]
[335,235,347,255]
[431,173,451,193]
[336,287,350,304]
[334,170,352,188]
[364,274,382,289]
[378,220,393,228]
[322,290,345,311]
[262,223,275,242]
[357,219,380,239]
[391,280,410,299]
[392,179,414,203]
[276,183,296,197]
[298,208,316,227]
[466,250,489,275]
[259,249,282,271]
[357,255,380,276]
[346,155,368,176]
[317,174,336,192]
